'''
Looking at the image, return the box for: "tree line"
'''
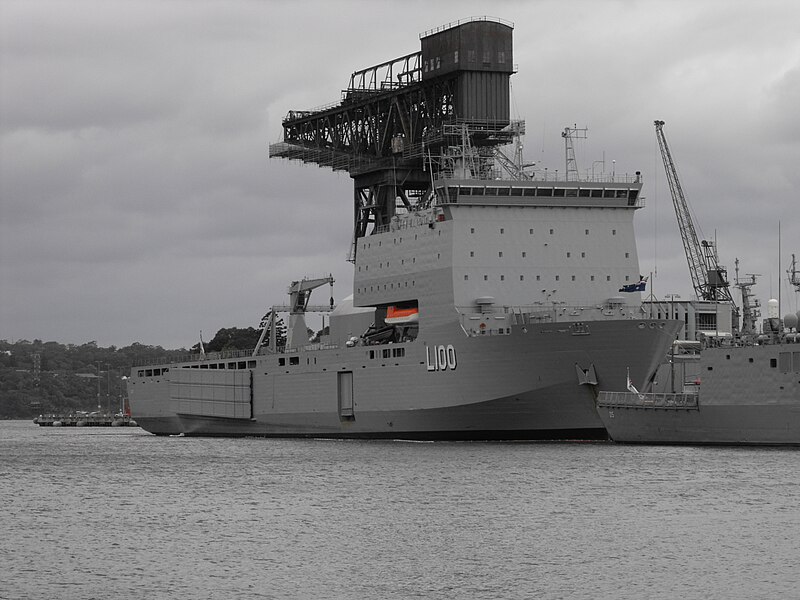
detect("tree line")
[0,318,291,420]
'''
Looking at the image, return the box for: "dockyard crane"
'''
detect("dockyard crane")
[654,120,736,306]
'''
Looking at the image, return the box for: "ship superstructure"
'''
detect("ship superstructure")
[128,18,680,438]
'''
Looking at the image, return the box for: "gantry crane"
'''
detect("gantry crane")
[654,120,736,306]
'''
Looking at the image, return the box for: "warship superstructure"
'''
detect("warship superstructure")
[128,18,680,438]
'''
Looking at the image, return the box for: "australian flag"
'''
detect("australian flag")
[619,275,648,293]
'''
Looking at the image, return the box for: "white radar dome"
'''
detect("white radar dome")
[767,299,779,318]
[784,313,799,330]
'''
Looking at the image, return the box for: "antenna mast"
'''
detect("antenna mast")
[789,253,800,293]
[562,125,588,181]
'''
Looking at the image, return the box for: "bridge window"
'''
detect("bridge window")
[289,357,299,366]
[553,189,565,197]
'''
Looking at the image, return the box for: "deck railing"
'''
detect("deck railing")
[597,391,699,410]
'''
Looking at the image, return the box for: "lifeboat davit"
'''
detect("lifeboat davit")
[385,305,419,325]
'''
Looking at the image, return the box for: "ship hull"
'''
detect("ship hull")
[129,318,680,439]
[595,403,800,445]
[596,344,800,445]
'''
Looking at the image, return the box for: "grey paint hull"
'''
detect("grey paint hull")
[130,318,680,439]
[596,404,800,445]
[596,343,800,445]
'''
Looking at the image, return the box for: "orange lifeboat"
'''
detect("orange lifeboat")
[385,305,419,325]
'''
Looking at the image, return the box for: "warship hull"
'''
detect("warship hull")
[596,344,800,445]
[131,319,680,439]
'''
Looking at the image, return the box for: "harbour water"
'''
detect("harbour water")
[1,420,798,599]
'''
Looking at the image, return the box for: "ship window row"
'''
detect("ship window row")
[466,250,627,260]
[359,257,417,272]
[357,281,416,294]
[276,356,319,367]
[468,226,619,236]
[362,233,425,252]
[368,348,405,360]
[137,368,170,377]
[452,186,638,200]
[180,361,257,371]
[464,274,620,282]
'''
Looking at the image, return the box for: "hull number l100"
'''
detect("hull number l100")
[426,344,457,371]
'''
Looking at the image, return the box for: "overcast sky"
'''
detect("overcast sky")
[1,0,799,349]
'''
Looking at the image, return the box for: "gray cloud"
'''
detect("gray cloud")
[2,0,799,348]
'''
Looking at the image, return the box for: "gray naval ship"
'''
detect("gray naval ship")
[596,336,800,445]
[128,17,680,439]
[595,117,800,445]
[597,278,800,445]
